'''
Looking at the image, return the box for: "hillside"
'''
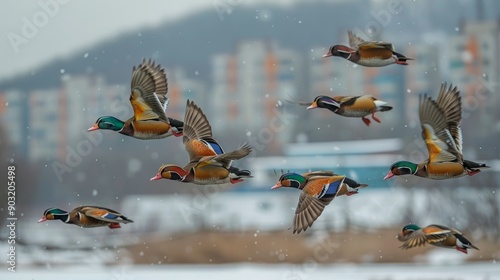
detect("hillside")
[0,0,488,92]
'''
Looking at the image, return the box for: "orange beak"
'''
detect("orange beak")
[271,182,282,189]
[38,217,47,223]
[87,123,99,131]
[306,102,318,110]
[150,173,163,181]
[383,171,394,180]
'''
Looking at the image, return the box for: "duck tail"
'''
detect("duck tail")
[357,183,369,189]
[168,117,184,132]
[393,51,413,65]
[468,243,480,250]
[120,215,134,224]
[378,105,393,112]
[463,160,489,169]
[229,166,253,178]
[463,160,489,176]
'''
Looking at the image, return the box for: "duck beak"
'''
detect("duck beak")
[38,217,47,223]
[383,171,394,180]
[307,102,318,110]
[322,52,333,58]
[271,182,282,189]
[396,233,405,241]
[150,173,163,181]
[87,123,99,131]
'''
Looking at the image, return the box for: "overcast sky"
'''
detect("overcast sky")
[0,0,301,82]
[0,1,216,80]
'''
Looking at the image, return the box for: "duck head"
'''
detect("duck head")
[322,45,355,59]
[271,172,306,190]
[307,96,340,111]
[38,208,69,223]
[88,116,124,132]
[150,164,188,181]
[384,161,419,180]
[397,224,421,241]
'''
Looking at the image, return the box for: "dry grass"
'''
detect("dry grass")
[125,228,500,265]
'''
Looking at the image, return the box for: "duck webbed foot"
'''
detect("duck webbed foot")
[371,111,381,123]
[466,169,481,176]
[362,117,371,126]
[108,223,121,229]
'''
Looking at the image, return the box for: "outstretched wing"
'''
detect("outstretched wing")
[422,224,453,243]
[185,143,252,170]
[347,30,366,50]
[293,193,333,234]
[434,83,463,156]
[129,59,169,122]
[419,94,462,163]
[358,41,396,51]
[182,100,215,144]
[285,95,313,107]
[81,206,133,224]
[302,170,336,179]
[399,226,451,249]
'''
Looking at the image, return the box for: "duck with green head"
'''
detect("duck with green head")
[271,171,368,234]
[38,206,133,229]
[384,83,488,180]
[397,224,479,254]
[88,59,183,139]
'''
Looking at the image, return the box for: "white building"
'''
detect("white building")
[448,21,500,87]
[404,44,441,126]
[167,68,206,120]
[308,47,364,97]
[29,89,61,161]
[210,41,303,153]
[448,20,499,101]
[63,75,107,143]
[447,20,500,147]
[0,90,28,150]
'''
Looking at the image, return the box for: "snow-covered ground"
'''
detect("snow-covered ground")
[8,187,500,249]
[2,262,499,280]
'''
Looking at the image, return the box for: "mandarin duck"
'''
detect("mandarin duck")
[88,59,183,139]
[291,95,392,126]
[397,224,479,254]
[150,100,252,185]
[323,30,413,67]
[38,206,133,229]
[384,83,488,180]
[271,171,367,234]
